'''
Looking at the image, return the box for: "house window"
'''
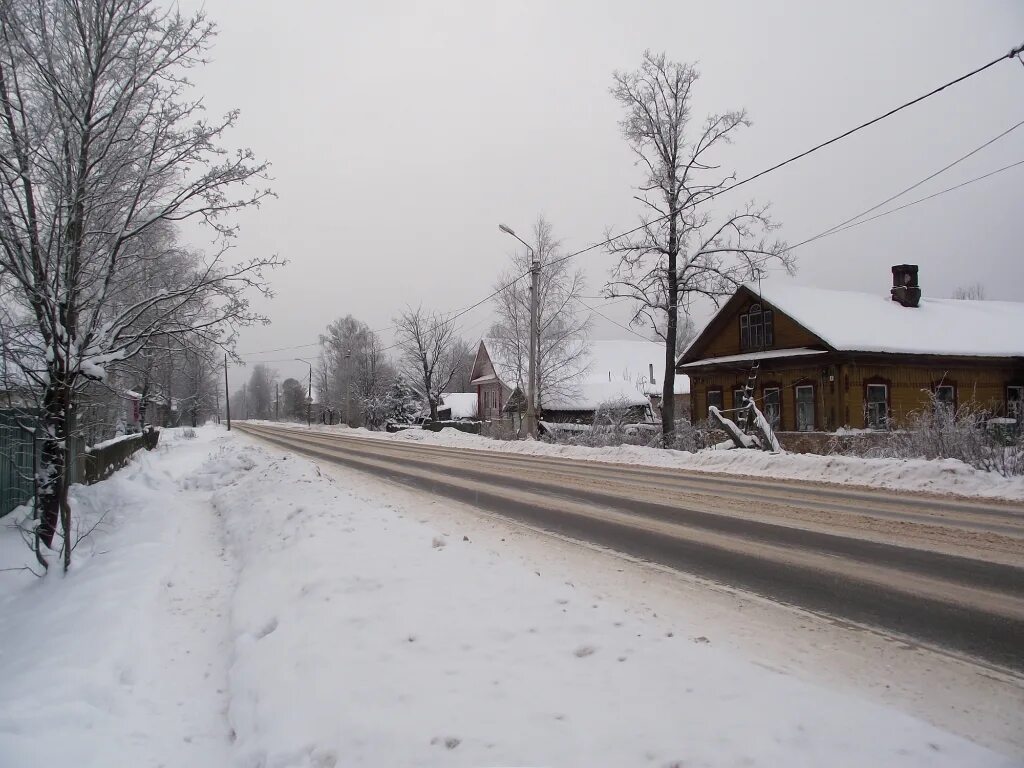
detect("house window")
[933,384,956,412]
[706,388,723,414]
[763,387,781,430]
[795,384,815,432]
[739,304,774,351]
[1008,386,1023,422]
[483,388,500,417]
[865,383,889,429]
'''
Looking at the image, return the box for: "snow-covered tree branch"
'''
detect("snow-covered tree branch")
[0,0,281,571]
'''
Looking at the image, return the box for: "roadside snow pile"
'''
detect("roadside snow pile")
[217,438,1012,766]
[280,422,1024,502]
[4,427,1014,766]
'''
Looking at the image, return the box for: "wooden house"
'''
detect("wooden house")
[677,266,1024,432]
[470,338,690,427]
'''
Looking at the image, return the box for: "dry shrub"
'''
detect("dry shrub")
[861,392,1022,477]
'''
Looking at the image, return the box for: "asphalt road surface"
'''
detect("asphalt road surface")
[236,422,1024,673]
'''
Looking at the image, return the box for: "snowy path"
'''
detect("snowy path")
[0,430,237,767]
[1,426,1021,767]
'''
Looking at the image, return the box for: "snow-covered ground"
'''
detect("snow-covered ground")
[0,426,1021,767]
[278,421,1024,502]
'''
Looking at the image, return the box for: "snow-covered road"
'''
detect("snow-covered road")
[0,426,1020,767]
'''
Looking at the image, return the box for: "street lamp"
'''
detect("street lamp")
[296,358,312,427]
[343,348,351,427]
[498,223,540,438]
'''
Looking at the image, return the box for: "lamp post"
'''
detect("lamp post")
[343,348,352,427]
[296,358,312,427]
[498,223,539,438]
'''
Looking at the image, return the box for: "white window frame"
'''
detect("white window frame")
[934,384,956,411]
[707,389,723,412]
[763,387,781,430]
[865,384,889,429]
[1007,385,1023,421]
[795,384,815,432]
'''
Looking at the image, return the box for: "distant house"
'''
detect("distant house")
[677,265,1024,432]
[436,392,478,421]
[125,389,159,431]
[470,338,690,427]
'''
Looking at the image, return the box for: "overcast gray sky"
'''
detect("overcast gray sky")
[180,1,1024,390]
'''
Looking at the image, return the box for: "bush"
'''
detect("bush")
[843,392,1022,477]
[542,402,720,452]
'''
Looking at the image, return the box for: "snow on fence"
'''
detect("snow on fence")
[80,428,160,485]
[0,411,159,517]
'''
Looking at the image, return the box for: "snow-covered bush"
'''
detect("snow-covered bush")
[665,419,722,453]
[362,376,424,431]
[843,392,1022,477]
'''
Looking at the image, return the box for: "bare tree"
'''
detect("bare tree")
[0,0,280,570]
[605,52,793,442]
[317,315,393,426]
[394,306,459,420]
[447,337,476,393]
[491,216,590,414]
[952,283,986,300]
[247,364,276,420]
[281,378,306,421]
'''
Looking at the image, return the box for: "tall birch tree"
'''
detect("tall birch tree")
[605,52,793,441]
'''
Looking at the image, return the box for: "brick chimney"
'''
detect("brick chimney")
[891,264,921,308]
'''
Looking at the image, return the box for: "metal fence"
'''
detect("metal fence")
[0,409,86,518]
[0,410,38,517]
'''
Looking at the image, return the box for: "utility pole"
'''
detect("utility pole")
[296,358,313,427]
[344,348,351,427]
[526,255,540,438]
[275,382,279,421]
[223,354,231,431]
[499,223,540,437]
[242,382,247,420]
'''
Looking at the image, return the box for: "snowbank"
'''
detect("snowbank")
[272,422,1024,502]
[0,427,1018,766]
[215,437,1014,767]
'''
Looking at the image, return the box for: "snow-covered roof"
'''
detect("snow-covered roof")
[680,347,828,368]
[747,282,1024,358]
[551,340,690,411]
[477,338,690,411]
[439,392,478,419]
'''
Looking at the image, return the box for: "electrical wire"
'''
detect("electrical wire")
[784,157,1024,255]
[236,42,1024,363]
[570,296,654,343]
[541,41,1024,273]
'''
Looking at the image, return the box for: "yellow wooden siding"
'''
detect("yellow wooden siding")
[841,363,1019,426]
[700,297,821,359]
[692,362,1021,430]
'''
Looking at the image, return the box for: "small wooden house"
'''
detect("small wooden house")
[470,338,690,427]
[678,266,1024,432]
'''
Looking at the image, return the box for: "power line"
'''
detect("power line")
[237,42,1023,363]
[571,296,654,343]
[790,117,1024,248]
[788,158,1024,248]
[542,41,1024,273]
